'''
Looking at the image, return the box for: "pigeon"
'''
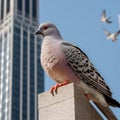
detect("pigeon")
[101,10,112,24]
[35,22,120,120]
[103,28,120,42]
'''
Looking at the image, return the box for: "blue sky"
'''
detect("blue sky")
[40,0,120,119]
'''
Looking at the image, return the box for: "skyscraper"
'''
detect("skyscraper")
[0,0,44,120]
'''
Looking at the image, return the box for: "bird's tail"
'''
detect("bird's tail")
[105,95,120,108]
[93,102,118,120]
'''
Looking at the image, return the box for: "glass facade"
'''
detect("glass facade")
[22,30,28,120]
[30,33,35,120]
[0,0,44,120]
[25,0,30,18]
[37,39,44,93]
[6,0,10,14]
[17,0,22,14]
[1,0,4,20]
[0,29,11,120]
[17,0,38,21]
[2,33,7,120]
[32,0,37,19]
[12,26,21,120]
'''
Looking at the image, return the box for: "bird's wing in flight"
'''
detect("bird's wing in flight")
[103,28,111,36]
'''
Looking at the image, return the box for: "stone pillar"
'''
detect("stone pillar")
[38,83,103,120]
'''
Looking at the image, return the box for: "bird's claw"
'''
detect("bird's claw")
[50,84,60,94]
[50,80,69,95]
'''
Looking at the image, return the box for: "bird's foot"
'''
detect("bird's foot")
[50,80,69,95]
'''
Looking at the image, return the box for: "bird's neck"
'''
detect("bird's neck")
[44,34,63,41]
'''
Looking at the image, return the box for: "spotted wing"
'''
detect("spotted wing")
[61,42,112,97]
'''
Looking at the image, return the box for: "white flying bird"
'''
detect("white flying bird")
[35,22,120,120]
[103,28,120,42]
[101,10,112,24]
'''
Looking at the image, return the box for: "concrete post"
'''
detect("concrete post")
[38,83,103,120]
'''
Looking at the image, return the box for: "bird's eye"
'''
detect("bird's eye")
[44,26,48,30]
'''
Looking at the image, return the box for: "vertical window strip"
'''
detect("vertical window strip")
[32,0,37,19]
[1,0,4,20]
[25,0,30,18]
[17,0,22,15]
[6,0,10,14]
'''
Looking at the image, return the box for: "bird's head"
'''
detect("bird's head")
[35,22,62,38]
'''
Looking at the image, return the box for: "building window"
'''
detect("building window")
[6,0,10,14]
[25,0,30,18]
[17,0,22,14]
[12,26,21,120]
[32,0,37,19]
[30,33,35,120]
[22,30,28,120]
[37,38,44,93]
[1,0,4,20]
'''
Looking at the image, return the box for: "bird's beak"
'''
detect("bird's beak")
[35,29,42,35]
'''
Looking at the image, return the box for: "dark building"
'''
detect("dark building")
[0,0,44,120]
